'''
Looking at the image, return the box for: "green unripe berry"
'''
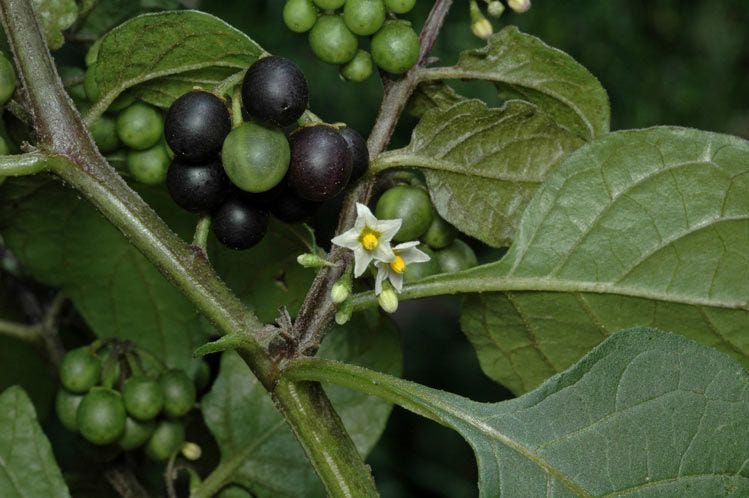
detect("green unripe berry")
[340,50,374,82]
[403,246,440,283]
[145,420,185,461]
[422,214,457,249]
[159,369,196,418]
[343,0,386,36]
[127,143,170,185]
[283,0,319,33]
[122,376,164,421]
[371,21,420,74]
[90,115,121,153]
[385,0,416,14]
[77,387,127,445]
[116,103,164,150]
[0,52,16,105]
[59,347,102,393]
[55,389,84,432]
[313,0,345,8]
[375,185,433,241]
[217,486,253,498]
[119,417,156,450]
[309,15,358,64]
[436,239,478,273]
[222,122,290,193]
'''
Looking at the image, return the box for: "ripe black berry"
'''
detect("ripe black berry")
[271,188,321,223]
[242,56,309,127]
[164,91,231,162]
[339,126,369,182]
[212,196,269,250]
[166,158,230,213]
[287,125,353,201]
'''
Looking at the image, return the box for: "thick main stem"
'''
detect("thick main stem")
[0,1,376,495]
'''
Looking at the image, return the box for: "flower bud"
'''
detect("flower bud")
[378,287,399,314]
[331,274,352,304]
[469,0,493,40]
[508,0,531,14]
[335,298,353,325]
[487,1,505,18]
[181,442,202,461]
[297,253,329,268]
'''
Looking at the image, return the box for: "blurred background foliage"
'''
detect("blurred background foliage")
[6,1,747,497]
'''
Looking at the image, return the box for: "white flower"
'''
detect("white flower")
[331,203,402,277]
[374,241,431,295]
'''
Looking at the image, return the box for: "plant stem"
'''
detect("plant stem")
[0,0,379,494]
[191,215,211,254]
[289,0,454,357]
[0,150,48,176]
[0,319,41,343]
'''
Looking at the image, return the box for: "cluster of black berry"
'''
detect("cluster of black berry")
[55,340,205,461]
[283,0,420,81]
[162,55,369,250]
[375,176,478,280]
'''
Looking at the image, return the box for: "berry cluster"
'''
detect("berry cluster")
[55,341,203,462]
[283,0,420,81]
[374,178,478,282]
[162,56,369,250]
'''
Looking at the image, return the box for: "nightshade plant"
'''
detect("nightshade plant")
[0,1,747,497]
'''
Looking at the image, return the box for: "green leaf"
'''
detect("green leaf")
[0,337,56,419]
[201,311,402,497]
[0,177,206,369]
[134,66,238,109]
[0,386,70,498]
[32,0,78,49]
[76,0,181,39]
[378,99,583,246]
[407,82,465,119]
[423,26,610,141]
[384,127,749,394]
[285,328,749,498]
[86,11,265,118]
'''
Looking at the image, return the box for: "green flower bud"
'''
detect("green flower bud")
[297,253,331,268]
[335,298,353,325]
[378,283,399,314]
[181,441,202,461]
[487,1,505,18]
[331,274,353,304]
[508,0,531,13]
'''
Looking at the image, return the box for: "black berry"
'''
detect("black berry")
[242,56,309,127]
[287,125,353,201]
[212,196,269,250]
[271,187,321,223]
[339,126,369,182]
[164,91,231,162]
[166,157,230,213]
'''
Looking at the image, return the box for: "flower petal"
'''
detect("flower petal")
[371,242,395,263]
[374,263,388,295]
[331,229,361,250]
[353,249,373,277]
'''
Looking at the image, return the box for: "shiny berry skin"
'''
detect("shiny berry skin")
[436,239,478,273]
[127,143,170,185]
[340,49,374,83]
[385,0,416,14]
[375,185,433,241]
[77,387,127,445]
[339,126,369,182]
[287,125,353,202]
[422,214,457,249]
[166,157,230,213]
[343,0,386,36]
[309,15,358,65]
[271,188,321,223]
[371,21,420,74]
[56,389,84,432]
[158,369,196,418]
[59,347,102,394]
[116,102,164,150]
[164,91,231,162]
[283,0,319,33]
[221,122,290,193]
[242,56,309,128]
[122,376,164,421]
[212,196,270,250]
[145,420,185,461]
[119,417,156,450]
[313,0,345,8]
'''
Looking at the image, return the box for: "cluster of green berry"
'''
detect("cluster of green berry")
[0,51,17,154]
[283,0,420,81]
[374,177,478,281]
[55,341,202,462]
[162,56,369,250]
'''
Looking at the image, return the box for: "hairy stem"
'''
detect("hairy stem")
[289,0,454,357]
[0,0,376,494]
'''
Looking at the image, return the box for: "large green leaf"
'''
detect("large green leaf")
[86,11,265,118]
[421,26,610,141]
[76,0,181,39]
[134,66,238,109]
[372,127,749,393]
[32,0,78,49]
[0,386,70,498]
[285,328,749,497]
[0,177,206,369]
[201,311,402,497]
[378,99,583,246]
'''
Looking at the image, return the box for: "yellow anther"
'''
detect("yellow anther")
[359,229,379,251]
[389,255,406,274]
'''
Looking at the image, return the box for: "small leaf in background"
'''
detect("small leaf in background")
[201,311,402,497]
[134,66,238,109]
[385,98,582,246]
[0,386,71,498]
[32,0,78,49]
[286,328,749,498]
[425,26,610,141]
[76,0,181,39]
[87,11,265,114]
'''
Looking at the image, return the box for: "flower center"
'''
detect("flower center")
[389,255,406,274]
[359,228,380,251]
